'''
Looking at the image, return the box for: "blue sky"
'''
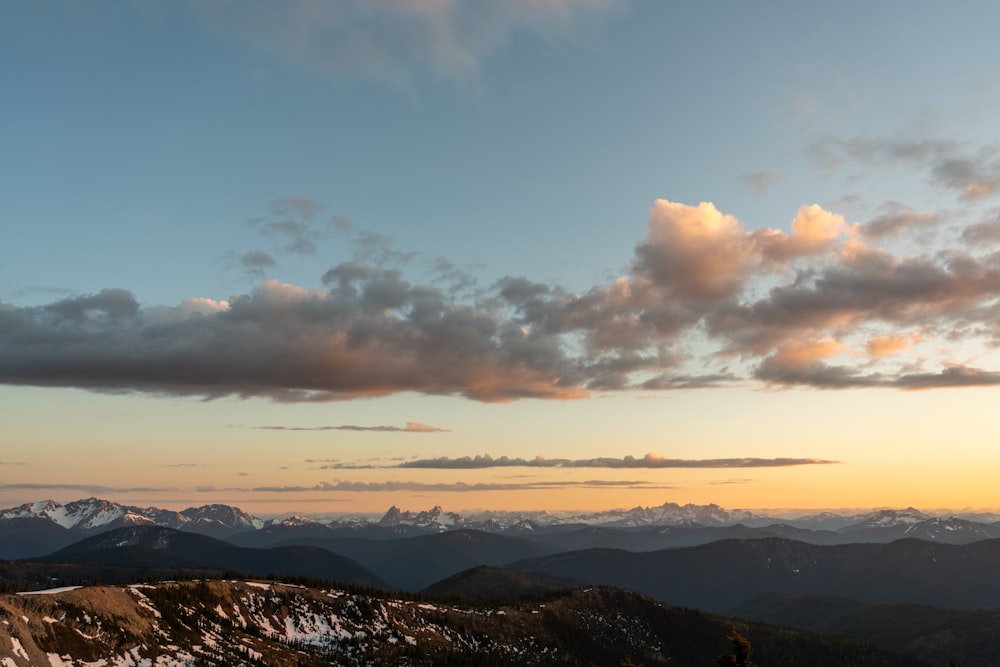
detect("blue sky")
[3,1,1000,515]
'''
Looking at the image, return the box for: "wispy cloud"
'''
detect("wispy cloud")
[231,250,277,282]
[809,136,1000,201]
[251,479,675,493]
[861,202,940,240]
[393,453,838,469]
[740,170,781,197]
[0,478,674,497]
[961,211,1000,244]
[247,196,335,256]
[244,422,449,433]
[189,1,623,86]
[0,482,175,493]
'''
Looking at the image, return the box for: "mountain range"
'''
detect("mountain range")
[8,498,1000,663]
[6,497,1000,560]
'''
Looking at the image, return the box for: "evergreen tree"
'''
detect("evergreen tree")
[717,628,756,667]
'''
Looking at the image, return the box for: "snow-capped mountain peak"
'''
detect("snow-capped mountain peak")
[0,498,264,535]
[850,507,930,529]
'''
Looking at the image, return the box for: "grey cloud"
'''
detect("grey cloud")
[710,249,1000,355]
[251,479,674,493]
[189,0,622,86]
[270,196,323,221]
[893,365,1000,389]
[811,136,1000,201]
[43,289,139,324]
[428,258,482,297]
[638,373,735,391]
[754,359,1000,391]
[248,422,449,433]
[740,170,781,197]
[0,273,589,402]
[862,204,939,240]
[0,482,175,493]
[248,196,331,256]
[238,250,277,280]
[262,220,319,255]
[398,454,837,469]
[7,194,1000,401]
[331,214,352,232]
[754,357,882,389]
[932,157,1000,200]
[350,231,418,267]
[961,212,1000,244]
[807,137,956,167]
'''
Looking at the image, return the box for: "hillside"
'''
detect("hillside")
[32,525,388,590]
[0,580,917,666]
[512,537,1000,611]
[733,592,1000,667]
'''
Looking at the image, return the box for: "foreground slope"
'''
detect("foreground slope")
[0,580,917,666]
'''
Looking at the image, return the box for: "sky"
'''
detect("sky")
[3,1,1000,517]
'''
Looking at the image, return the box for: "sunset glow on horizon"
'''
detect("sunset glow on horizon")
[4,1,1000,517]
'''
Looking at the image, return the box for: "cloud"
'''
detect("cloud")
[894,365,1000,389]
[248,196,329,255]
[251,479,675,493]
[633,200,754,301]
[740,170,781,197]
[0,482,175,494]
[189,0,623,86]
[810,136,1000,201]
[373,453,839,469]
[237,250,277,280]
[932,157,1000,200]
[961,212,1000,244]
[247,422,449,433]
[6,191,1000,401]
[0,279,588,402]
[867,334,917,357]
[862,204,939,240]
[750,205,851,266]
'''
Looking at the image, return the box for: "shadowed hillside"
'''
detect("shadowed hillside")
[0,580,919,666]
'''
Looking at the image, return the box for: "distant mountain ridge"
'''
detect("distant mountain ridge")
[5,497,1000,561]
[0,497,262,534]
[34,524,388,589]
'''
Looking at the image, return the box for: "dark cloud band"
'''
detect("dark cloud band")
[245,422,448,433]
[395,454,838,469]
